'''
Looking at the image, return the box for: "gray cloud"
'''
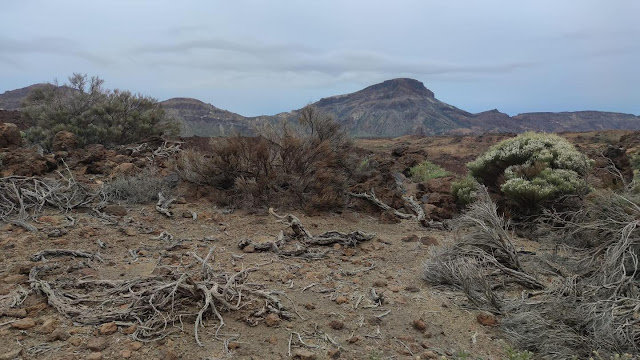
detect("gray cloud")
[0,36,114,66]
[134,39,537,78]
[0,0,638,116]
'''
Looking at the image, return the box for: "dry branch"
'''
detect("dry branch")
[0,170,101,227]
[238,209,375,258]
[349,188,445,228]
[155,192,175,217]
[31,249,103,262]
[29,248,289,344]
[349,189,414,219]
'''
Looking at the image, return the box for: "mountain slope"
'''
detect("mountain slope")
[160,98,254,136]
[0,84,51,110]
[309,78,472,136]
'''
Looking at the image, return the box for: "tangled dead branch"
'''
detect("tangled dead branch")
[237,208,375,258]
[155,192,175,217]
[29,248,289,345]
[0,169,101,227]
[349,188,444,228]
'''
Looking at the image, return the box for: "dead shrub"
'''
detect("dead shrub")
[175,106,355,210]
[424,186,640,359]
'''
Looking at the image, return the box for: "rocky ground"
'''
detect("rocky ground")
[0,204,512,360]
[0,126,637,360]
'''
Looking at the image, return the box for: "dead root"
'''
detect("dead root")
[349,188,445,229]
[237,209,376,259]
[29,248,289,345]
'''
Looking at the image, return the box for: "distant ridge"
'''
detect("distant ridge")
[2,79,639,137]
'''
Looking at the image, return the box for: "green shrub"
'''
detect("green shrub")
[23,73,179,150]
[409,160,451,182]
[451,176,478,207]
[467,132,591,211]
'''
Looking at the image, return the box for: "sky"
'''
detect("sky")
[1,1,639,116]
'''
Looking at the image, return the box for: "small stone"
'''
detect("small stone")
[122,324,137,334]
[38,215,63,225]
[327,348,341,359]
[413,319,427,331]
[0,349,22,360]
[37,318,57,334]
[120,350,132,358]
[48,328,70,341]
[342,248,356,256]
[401,235,419,242]
[161,347,178,360]
[476,311,498,326]
[422,350,438,359]
[328,320,344,330]
[419,236,439,246]
[335,296,349,305]
[104,205,127,217]
[2,274,28,284]
[68,336,83,346]
[100,321,118,335]
[373,280,387,287]
[2,308,27,318]
[346,335,360,344]
[265,313,281,327]
[87,352,103,360]
[11,317,36,330]
[228,342,241,350]
[87,337,108,351]
[242,244,256,253]
[129,341,143,351]
[121,227,137,236]
[293,349,317,360]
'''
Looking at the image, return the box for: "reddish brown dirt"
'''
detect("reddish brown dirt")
[0,205,509,359]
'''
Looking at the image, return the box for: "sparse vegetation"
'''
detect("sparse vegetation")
[409,160,451,182]
[426,184,640,359]
[467,132,592,212]
[175,105,355,210]
[22,73,179,150]
[103,168,176,204]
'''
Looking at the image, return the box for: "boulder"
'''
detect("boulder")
[52,131,78,151]
[1,148,51,177]
[0,123,21,148]
[426,176,455,194]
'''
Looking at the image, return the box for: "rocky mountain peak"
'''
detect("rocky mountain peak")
[364,78,435,98]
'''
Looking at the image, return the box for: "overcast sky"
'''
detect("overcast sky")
[1,1,638,116]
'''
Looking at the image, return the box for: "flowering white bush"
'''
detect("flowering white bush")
[467,132,592,210]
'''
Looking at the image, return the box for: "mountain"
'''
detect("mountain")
[0,84,51,110]
[160,98,254,136]
[307,78,472,136]
[2,79,639,137]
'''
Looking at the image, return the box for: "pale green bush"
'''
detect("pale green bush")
[409,160,450,182]
[450,175,478,207]
[467,132,592,211]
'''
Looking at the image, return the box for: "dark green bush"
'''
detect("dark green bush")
[23,74,179,150]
